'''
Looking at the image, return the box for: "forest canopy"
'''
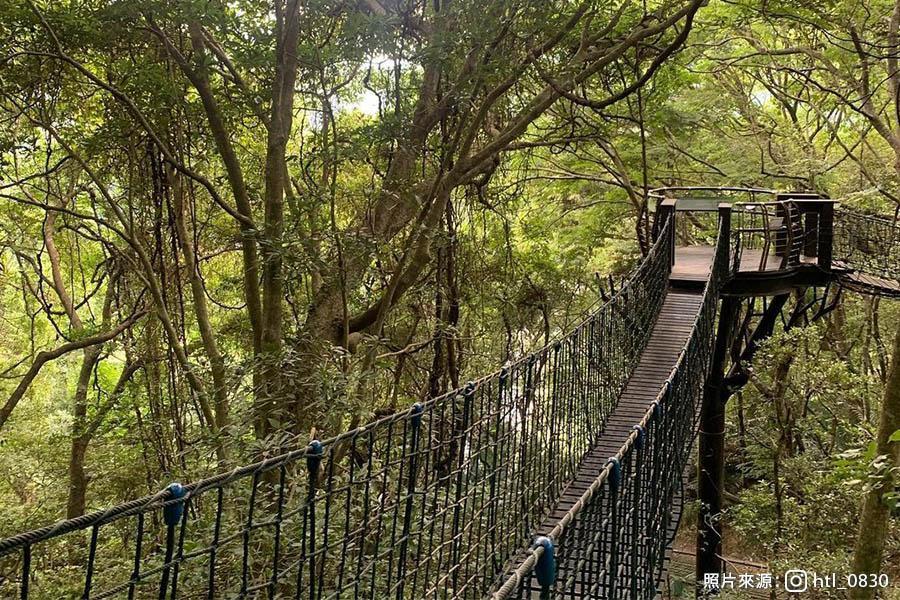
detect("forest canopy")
[1,0,900,596]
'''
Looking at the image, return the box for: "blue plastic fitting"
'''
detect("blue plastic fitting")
[533,535,556,588]
[410,402,424,427]
[606,457,622,490]
[307,439,324,473]
[163,482,186,527]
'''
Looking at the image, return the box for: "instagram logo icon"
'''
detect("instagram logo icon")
[784,570,809,593]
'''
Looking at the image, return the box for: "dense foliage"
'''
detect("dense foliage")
[1,0,899,596]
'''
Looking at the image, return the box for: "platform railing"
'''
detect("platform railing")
[781,194,834,270]
[730,201,804,273]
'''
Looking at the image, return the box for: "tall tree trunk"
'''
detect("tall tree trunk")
[42,205,111,518]
[66,345,102,518]
[849,321,900,600]
[444,203,461,391]
[66,437,90,519]
[171,170,229,463]
[427,242,446,400]
[772,353,795,542]
[144,321,171,472]
[257,0,301,436]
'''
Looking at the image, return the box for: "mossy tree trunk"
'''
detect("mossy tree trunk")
[849,320,900,600]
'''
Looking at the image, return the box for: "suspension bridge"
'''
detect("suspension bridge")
[1,188,898,599]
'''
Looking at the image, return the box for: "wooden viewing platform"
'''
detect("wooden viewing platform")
[671,246,900,298]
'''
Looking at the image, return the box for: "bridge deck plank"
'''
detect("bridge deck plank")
[837,269,900,297]
[671,246,778,283]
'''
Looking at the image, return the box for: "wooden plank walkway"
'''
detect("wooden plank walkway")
[833,262,900,297]
[513,289,705,598]
[536,292,701,526]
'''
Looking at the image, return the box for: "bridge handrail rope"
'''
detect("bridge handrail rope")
[0,215,676,598]
[491,211,731,599]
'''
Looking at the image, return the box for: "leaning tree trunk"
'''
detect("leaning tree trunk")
[849,319,900,600]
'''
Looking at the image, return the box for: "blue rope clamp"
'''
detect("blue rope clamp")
[606,457,622,492]
[410,402,424,428]
[163,482,186,527]
[651,399,663,419]
[631,425,645,449]
[533,535,556,589]
[307,439,324,474]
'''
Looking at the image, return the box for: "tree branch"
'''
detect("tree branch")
[0,310,146,432]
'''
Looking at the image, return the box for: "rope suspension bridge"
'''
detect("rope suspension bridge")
[1,189,898,599]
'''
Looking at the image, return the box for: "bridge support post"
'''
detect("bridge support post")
[696,296,740,594]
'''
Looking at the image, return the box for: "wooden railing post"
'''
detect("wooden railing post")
[655,198,677,270]
[818,200,834,270]
[718,203,732,274]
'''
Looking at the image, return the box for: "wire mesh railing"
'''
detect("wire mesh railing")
[492,212,730,600]
[833,209,900,283]
[0,218,675,599]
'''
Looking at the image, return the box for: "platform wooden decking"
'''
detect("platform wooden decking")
[670,246,786,284]
[672,245,900,297]
[670,246,716,284]
[516,288,705,597]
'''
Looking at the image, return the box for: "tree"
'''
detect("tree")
[850,320,900,599]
